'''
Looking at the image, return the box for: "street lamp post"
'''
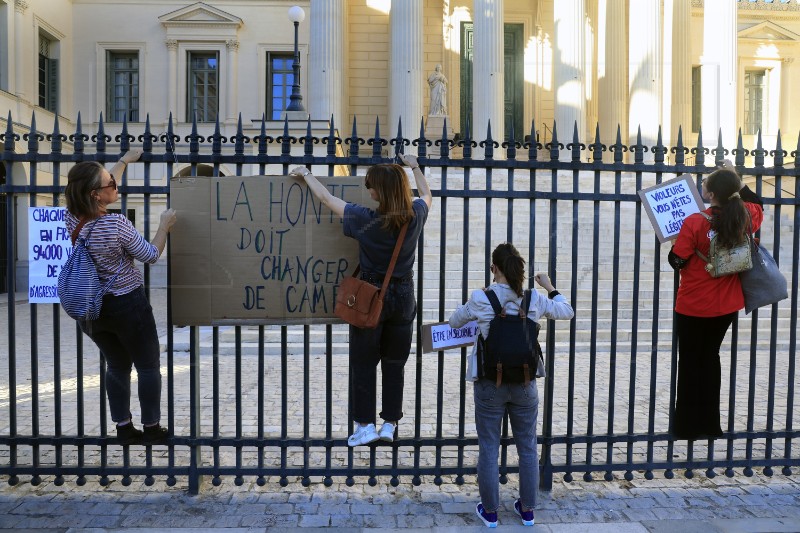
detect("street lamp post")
[286,5,306,113]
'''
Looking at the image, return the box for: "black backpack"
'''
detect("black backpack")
[476,289,545,386]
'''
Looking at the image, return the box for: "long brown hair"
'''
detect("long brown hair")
[65,161,104,219]
[492,242,526,297]
[706,168,749,248]
[364,164,414,232]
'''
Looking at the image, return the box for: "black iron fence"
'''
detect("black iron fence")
[1,112,798,494]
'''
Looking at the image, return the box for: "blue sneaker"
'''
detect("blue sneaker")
[514,499,535,526]
[476,503,498,528]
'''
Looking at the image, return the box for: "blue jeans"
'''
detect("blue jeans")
[79,286,162,425]
[474,378,540,512]
[349,278,416,424]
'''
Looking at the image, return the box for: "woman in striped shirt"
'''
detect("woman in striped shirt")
[64,149,177,445]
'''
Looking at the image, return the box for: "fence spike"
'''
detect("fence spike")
[164,112,179,161]
[94,112,107,153]
[439,116,450,159]
[612,124,626,163]
[527,119,538,161]
[772,129,785,167]
[795,130,800,168]
[255,112,268,156]
[461,115,472,160]
[415,116,428,159]
[304,115,314,157]
[653,126,665,164]
[714,128,727,165]
[27,111,40,154]
[50,114,63,154]
[754,129,765,167]
[347,115,360,158]
[673,126,686,166]
[3,111,18,151]
[570,120,584,162]
[632,126,644,164]
[372,116,383,159]
[482,119,495,160]
[505,120,516,160]
[549,121,560,161]
[72,112,86,154]
[189,112,201,154]
[142,114,154,153]
[326,114,337,157]
[281,115,291,156]
[234,113,245,155]
[733,128,746,167]
[212,116,223,154]
[693,127,706,167]
[119,114,131,152]
[393,116,404,158]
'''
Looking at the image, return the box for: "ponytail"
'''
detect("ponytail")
[491,242,526,297]
[706,169,750,248]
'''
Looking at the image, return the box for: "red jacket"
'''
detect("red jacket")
[672,200,763,317]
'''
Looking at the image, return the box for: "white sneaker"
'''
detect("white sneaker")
[378,422,396,442]
[348,423,379,447]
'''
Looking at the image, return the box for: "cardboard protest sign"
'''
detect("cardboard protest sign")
[170,175,376,326]
[28,207,70,303]
[421,321,479,353]
[638,174,705,243]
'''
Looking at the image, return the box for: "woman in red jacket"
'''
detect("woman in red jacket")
[668,164,763,440]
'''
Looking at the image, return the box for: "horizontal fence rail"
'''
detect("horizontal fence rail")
[1,111,798,493]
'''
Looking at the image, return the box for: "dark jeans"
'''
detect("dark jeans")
[474,379,540,512]
[673,311,736,440]
[79,286,162,425]
[349,278,416,424]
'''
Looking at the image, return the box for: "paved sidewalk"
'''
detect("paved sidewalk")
[1,470,799,531]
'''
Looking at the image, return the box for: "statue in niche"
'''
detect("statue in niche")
[427,64,448,116]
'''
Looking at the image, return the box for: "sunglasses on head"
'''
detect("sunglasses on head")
[95,175,117,191]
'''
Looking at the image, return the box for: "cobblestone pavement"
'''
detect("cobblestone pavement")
[1,470,799,531]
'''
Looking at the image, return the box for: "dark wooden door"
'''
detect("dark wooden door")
[460,22,525,141]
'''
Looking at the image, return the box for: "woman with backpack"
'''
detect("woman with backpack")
[64,149,177,445]
[290,154,432,447]
[449,243,573,527]
[668,161,763,440]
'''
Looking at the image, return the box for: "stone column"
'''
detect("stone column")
[14,0,28,98]
[668,0,691,146]
[309,0,345,126]
[598,0,626,147]
[701,2,736,150]
[628,0,662,158]
[389,0,423,140]
[780,58,793,136]
[226,40,239,123]
[473,0,504,144]
[554,0,585,156]
[585,0,598,142]
[165,40,178,120]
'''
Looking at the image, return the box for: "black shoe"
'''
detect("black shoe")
[116,423,143,445]
[142,424,169,445]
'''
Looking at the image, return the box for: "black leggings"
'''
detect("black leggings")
[672,311,736,440]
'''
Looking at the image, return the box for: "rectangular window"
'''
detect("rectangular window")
[691,66,701,133]
[107,52,139,122]
[744,69,765,136]
[38,35,58,113]
[187,51,218,122]
[267,52,294,120]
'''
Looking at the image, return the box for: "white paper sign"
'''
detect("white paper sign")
[28,207,70,303]
[638,174,706,243]
[421,321,479,353]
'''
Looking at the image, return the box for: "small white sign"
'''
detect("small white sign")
[421,321,479,353]
[28,207,70,303]
[638,174,706,243]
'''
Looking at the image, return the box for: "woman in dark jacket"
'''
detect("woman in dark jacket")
[290,155,432,446]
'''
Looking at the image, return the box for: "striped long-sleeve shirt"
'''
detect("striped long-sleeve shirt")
[65,211,160,296]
